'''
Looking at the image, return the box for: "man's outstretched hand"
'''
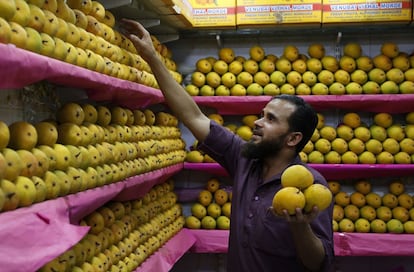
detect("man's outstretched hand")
[119,19,156,62]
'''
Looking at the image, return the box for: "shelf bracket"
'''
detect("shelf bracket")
[216,34,222,49]
[100,0,132,9]
[138,19,161,29]
[157,34,180,43]
[335,31,342,60]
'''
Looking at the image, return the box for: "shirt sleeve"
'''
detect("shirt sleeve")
[198,120,245,177]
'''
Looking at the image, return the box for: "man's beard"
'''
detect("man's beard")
[241,135,286,159]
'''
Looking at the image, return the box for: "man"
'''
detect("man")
[120,19,334,272]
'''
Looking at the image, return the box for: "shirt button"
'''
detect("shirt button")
[248,213,253,218]
[254,196,259,201]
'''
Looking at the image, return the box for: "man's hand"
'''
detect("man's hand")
[269,206,320,224]
[119,19,156,62]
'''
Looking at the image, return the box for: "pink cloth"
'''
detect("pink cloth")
[335,232,414,256]
[136,229,196,272]
[2,43,414,114]
[184,162,414,180]
[0,43,163,108]
[65,181,125,224]
[186,229,414,256]
[0,198,89,272]
[194,94,414,115]
[187,229,230,253]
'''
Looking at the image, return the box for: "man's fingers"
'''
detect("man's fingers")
[119,19,145,36]
[120,18,138,27]
[127,34,138,43]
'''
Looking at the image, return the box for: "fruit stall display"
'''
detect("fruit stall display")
[0,0,195,270]
[2,0,414,271]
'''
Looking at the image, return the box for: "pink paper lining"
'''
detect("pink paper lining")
[334,232,414,256]
[194,96,270,115]
[2,44,414,113]
[185,229,414,256]
[0,44,164,108]
[0,164,183,272]
[311,164,414,180]
[187,229,230,253]
[183,162,414,180]
[135,229,196,272]
[194,94,414,114]
[65,181,125,224]
[0,198,89,272]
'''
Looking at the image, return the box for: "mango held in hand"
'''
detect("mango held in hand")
[272,187,306,216]
[281,164,314,190]
[273,164,332,215]
[303,183,333,213]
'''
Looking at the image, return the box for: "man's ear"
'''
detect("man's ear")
[286,132,303,147]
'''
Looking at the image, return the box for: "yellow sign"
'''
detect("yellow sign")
[236,0,322,25]
[322,0,412,23]
[172,0,411,26]
[189,0,236,27]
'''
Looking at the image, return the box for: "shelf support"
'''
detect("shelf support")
[100,0,132,9]
[138,19,161,29]
[157,34,180,43]
[335,31,342,60]
[216,34,222,49]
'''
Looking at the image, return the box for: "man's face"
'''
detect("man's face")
[242,99,295,159]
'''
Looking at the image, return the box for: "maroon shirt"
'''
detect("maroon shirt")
[198,121,334,272]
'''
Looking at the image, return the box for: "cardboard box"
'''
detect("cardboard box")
[236,0,322,27]
[322,0,412,23]
[172,0,194,25]
[190,0,236,27]
[173,0,236,27]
